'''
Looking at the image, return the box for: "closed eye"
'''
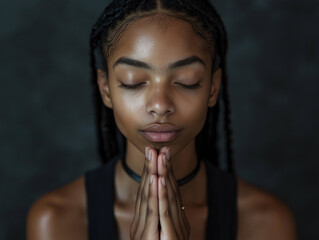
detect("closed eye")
[178,83,201,89]
[118,83,144,90]
[118,82,201,90]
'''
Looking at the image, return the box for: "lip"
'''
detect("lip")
[140,124,181,143]
[142,124,180,132]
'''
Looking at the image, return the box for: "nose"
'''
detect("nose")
[146,85,175,117]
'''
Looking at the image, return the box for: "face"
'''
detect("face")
[97,14,221,157]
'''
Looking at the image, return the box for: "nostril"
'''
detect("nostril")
[149,109,173,117]
[147,105,173,116]
[146,92,175,116]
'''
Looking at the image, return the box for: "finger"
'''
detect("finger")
[131,147,153,236]
[142,174,159,238]
[165,149,182,202]
[158,176,178,239]
[148,146,158,175]
[169,169,191,235]
[135,148,158,237]
[159,146,169,156]
[158,152,184,239]
[165,149,191,237]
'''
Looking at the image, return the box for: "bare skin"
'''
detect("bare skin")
[26,162,296,240]
[27,15,297,239]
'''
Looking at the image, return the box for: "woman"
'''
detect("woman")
[27,0,297,239]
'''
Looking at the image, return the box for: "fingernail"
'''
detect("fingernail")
[147,147,151,161]
[163,154,167,167]
[145,147,148,160]
[150,175,154,184]
[161,177,165,186]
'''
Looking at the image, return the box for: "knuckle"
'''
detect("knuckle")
[165,209,169,217]
[147,206,153,215]
[160,190,168,199]
[141,193,148,203]
[161,209,169,217]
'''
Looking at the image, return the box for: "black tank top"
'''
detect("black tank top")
[85,154,237,239]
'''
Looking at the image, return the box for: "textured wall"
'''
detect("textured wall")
[0,0,318,239]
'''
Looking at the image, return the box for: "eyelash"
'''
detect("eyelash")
[179,83,201,89]
[118,82,201,90]
[119,83,144,90]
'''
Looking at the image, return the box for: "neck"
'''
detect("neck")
[125,140,198,183]
[115,140,205,204]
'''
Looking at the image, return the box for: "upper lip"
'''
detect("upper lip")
[141,124,181,132]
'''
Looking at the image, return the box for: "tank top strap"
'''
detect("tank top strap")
[204,160,238,239]
[85,154,120,240]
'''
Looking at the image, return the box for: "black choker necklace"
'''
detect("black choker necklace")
[121,156,201,187]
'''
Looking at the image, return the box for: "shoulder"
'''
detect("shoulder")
[237,178,297,240]
[26,176,87,240]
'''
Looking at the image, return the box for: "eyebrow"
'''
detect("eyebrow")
[113,56,206,70]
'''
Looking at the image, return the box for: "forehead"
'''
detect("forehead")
[107,14,212,68]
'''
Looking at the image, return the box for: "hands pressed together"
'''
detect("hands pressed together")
[130,146,191,240]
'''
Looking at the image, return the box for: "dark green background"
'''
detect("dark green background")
[1,0,318,239]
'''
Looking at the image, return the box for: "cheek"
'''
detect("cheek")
[189,103,208,132]
[177,93,209,133]
[111,92,145,136]
[114,95,143,114]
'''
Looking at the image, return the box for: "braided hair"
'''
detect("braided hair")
[89,0,234,173]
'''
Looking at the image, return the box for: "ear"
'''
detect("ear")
[97,68,113,109]
[208,68,222,107]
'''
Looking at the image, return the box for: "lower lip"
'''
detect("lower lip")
[141,131,179,142]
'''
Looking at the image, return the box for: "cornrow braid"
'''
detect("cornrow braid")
[89,0,234,173]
